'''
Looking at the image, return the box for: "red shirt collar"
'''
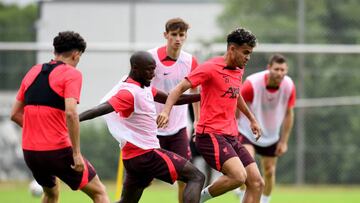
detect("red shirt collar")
[124,77,142,87]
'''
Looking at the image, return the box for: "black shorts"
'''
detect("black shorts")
[123,148,188,188]
[195,133,255,171]
[157,127,191,160]
[239,133,278,157]
[23,147,96,190]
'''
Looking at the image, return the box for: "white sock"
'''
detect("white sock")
[260,194,271,203]
[200,186,213,203]
[234,188,245,200]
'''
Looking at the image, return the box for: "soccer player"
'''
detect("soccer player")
[236,54,296,203]
[10,31,109,203]
[79,51,205,203]
[148,17,199,203]
[157,28,265,203]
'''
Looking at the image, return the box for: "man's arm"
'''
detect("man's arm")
[10,100,25,127]
[154,90,200,105]
[79,102,115,122]
[65,98,84,172]
[156,79,193,128]
[190,87,200,129]
[275,107,294,156]
[237,95,261,140]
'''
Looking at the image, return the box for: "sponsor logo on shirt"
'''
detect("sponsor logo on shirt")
[221,87,239,99]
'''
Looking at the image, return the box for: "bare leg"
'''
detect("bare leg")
[242,163,264,203]
[261,157,277,196]
[116,184,146,203]
[178,161,205,203]
[208,157,247,197]
[42,178,60,203]
[81,175,110,203]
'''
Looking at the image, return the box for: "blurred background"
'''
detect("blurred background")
[0,0,359,202]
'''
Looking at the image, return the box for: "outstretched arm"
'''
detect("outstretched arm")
[156,79,193,128]
[79,102,115,122]
[154,90,200,105]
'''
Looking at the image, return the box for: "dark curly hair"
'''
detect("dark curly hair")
[53,31,86,54]
[227,28,257,48]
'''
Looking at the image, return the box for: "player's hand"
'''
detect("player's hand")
[250,121,262,141]
[71,153,85,172]
[275,141,288,156]
[157,112,169,128]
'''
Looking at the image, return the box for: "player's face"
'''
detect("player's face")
[268,62,288,84]
[139,58,156,87]
[230,44,253,68]
[164,29,187,50]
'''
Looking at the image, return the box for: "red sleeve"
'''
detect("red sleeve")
[151,87,157,96]
[186,63,212,88]
[108,89,134,118]
[288,84,296,108]
[241,80,254,103]
[190,56,199,72]
[63,69,82,102]
[16,82,25,101]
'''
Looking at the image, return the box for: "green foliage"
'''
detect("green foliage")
[218,0,360,184]
[80,121,120,180]
[0,3,38,90]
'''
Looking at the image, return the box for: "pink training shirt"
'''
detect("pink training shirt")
[186,56,244,136]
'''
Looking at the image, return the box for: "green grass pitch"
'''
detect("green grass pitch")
[1,181,359,203]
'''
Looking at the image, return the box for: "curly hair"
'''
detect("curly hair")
[53,31,86,54]
[227,28,257,48]
[165,18,190,33]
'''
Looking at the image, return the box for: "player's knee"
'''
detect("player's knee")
[194,169,206,184]
[230,170,247,187]
[248,176,265,192]
[264,165,276,178]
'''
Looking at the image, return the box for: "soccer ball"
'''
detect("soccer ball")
[29,180,43,197]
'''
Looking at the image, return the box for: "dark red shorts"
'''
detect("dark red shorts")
[195,133,254,171]
[239,133,278,157]
[23,147,96,190]
[157,127,191,160]
[123,148,188,188]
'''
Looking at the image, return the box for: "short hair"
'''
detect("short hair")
[53,31,86,54]
[227,28,257,48]
[165,18,190,32]
[268,54,286,65]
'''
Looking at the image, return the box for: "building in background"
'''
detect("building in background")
[37,0,222,110]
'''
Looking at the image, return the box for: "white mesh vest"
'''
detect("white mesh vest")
[148,47,193,135]
[101,79,160,149]
[238,70,294,147]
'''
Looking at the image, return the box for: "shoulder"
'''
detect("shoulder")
[22,64,42,85]
[55,64,82,79]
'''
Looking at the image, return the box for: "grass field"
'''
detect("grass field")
[1,181,360,203]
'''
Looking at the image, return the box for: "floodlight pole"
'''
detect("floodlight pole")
[296,0,306,185]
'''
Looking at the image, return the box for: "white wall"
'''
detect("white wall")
[37,1,222,110]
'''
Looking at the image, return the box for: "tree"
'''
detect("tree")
[217,0,360,184]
